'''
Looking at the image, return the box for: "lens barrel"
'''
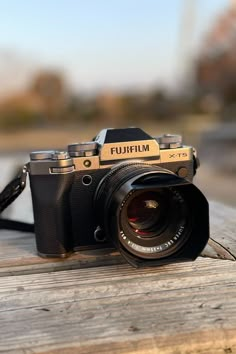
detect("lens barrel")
[94,161,209,267]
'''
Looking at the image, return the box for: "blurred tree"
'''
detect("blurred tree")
[195,3,236,119]
[0,92,42,130]
[120,93,143,122]
[0,70,68,129]
[30,71,67,121]
[95,93,124,125]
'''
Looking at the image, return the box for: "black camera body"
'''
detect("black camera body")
[29,128,209,267]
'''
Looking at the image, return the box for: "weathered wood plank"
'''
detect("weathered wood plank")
[0,201,235,353]
[0,231,124,276]
[29,331,236,354]
[0,258,236,353]
[201,201,236,260]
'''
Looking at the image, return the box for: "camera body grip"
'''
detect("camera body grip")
[29,151,74,257]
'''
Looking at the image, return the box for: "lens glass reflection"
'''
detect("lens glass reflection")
[127,191,167,236]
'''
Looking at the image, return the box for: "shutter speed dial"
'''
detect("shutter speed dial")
[52,151,70,160]
[68,142,98,157]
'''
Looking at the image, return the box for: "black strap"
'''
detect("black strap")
[0,219,34,232]
[0,163,34,233]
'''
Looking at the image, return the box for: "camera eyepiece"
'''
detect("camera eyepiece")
[94,161,209,267]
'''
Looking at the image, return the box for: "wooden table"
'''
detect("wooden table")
[0,201,235,354]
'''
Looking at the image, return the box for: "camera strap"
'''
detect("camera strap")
[0,163,34,233]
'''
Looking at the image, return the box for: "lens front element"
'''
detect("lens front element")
[127,191,166,236]
[120,186,190,259]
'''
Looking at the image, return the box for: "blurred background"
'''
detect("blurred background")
[0,0,235,222]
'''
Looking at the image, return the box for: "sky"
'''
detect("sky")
[0,0,228,94]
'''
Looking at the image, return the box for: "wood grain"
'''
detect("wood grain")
[201,201,236,260]
[0,201,235,353]
[0,258,236,353]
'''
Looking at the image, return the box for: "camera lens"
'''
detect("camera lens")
[94,161,209,266]
[120,184,192,261]
[127,191,166,236]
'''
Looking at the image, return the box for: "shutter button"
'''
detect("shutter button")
[156,134,182,149]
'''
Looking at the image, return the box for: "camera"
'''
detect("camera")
[28,127,209,267]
